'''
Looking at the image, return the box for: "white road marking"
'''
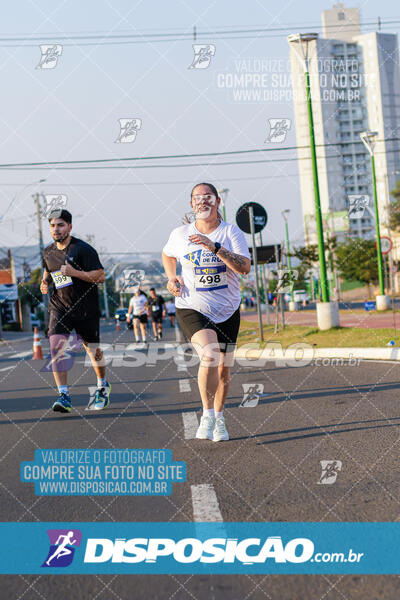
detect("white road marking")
[4,350,32,360]
[182,412,199,439]
[0,365,14,372]
[179,379,191,393]
[191,484,223,522]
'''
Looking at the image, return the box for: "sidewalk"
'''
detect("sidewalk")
[241,309,400,329]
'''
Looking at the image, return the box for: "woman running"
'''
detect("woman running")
[162,183,251,441]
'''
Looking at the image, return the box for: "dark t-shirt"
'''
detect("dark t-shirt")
[43,236,103,319]
[148,295,164,314]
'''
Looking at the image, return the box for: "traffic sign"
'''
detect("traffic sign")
[248,244,281,265]
[236,202,267,234]
[364,301,376,312]
[377,236,392,254]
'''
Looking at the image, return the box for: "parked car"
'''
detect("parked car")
[30,314,41,330]
[114,308,129,321]
[284,290,310,304]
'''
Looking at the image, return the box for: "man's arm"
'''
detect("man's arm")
[40,269,50,294]
[61,263,105,283]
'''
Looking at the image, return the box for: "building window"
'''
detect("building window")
[338,12,345,20]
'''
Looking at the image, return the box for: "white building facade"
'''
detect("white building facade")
[290,3,400,253]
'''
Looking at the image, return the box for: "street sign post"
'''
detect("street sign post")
[377,236,392,255]
[236,202,267,343]
[236,202,267,234]
[248,205,264,342]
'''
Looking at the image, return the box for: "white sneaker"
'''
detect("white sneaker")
[196,415,216,440]
[213,416,229,442]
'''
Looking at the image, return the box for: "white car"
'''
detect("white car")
[284,290,310,304]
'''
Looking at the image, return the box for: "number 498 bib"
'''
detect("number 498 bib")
[194,265,228,292]
[50,270,73,289]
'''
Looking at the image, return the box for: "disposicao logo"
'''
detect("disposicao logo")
[42,529,82,568]
[83,536,314,564]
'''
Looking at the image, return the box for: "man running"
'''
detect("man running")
[127,288,148,343]
[148,287,165,340]
[40,209,111,413]
[162,182,250,442]
[165,298,176,327]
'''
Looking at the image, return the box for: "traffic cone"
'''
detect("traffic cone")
[32,326,44,360]
[116,319,121,332]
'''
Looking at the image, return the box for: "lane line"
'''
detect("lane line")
[4,351,32,360]
[0,366,14,372]
[176,359,188,372]
[179,379,191,393]
[182,412,199,439]
[191,484,223,522]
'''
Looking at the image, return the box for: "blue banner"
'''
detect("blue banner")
[0,522,398,574]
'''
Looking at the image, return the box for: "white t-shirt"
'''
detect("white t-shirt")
[129,295,147,315]
[166,300,176,314]
[163,220,250,323]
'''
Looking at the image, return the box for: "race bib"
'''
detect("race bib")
[152,305,159,312]
[51,270,73,289]
[194,265,228,291]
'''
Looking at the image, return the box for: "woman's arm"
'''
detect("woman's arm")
[216,247,251,275]
[188,234,251,275]
[162,252,184,297]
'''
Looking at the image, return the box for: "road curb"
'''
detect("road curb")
[234,345,400,363]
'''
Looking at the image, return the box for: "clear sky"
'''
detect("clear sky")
[0,0,399,258]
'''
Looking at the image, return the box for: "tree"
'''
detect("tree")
[389,179,400,231]
[18,267,42,309]
[290,245,319,289]
[335,238,379,286]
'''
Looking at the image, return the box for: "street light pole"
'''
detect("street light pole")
[360,130,389,310]
[288,32,339,330]
[218,188,229,221]
[281,209,294,305]
[304,68,329,302]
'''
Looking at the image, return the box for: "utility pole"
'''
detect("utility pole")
[34,193,49,325]
[360,130,388,310]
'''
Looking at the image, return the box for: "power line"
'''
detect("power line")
[1,149,400,171]
[0,18,399,47]
[0,138,398,170]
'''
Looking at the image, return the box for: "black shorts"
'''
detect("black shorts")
[48,311,100,343]
[176,307,240,353]
[133,314,148,324]
[151,311,163,323]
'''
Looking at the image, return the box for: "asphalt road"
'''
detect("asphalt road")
[1,321,400,598]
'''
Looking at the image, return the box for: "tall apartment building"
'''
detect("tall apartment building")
[289,3,400,248]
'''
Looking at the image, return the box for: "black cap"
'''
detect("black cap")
[48,209,72,224]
